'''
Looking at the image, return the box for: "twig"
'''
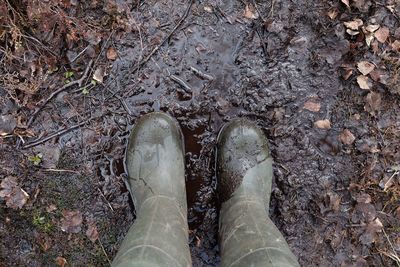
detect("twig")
[129,0,194,75]
[97,237,112,265]
[42,168,81,174]
[190,66,214,81]
[22,120,89,149]
[98,188,114,212]
[27,60,93,127]
[170,75,192,93]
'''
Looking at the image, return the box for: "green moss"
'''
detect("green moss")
[32,211,54,233]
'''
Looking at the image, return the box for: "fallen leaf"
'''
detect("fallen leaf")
[359,218,383,245]
[204,6,213,13]
[46,204,57,213]
[374,26,389,43]
[303,100,321,112]
[243,4,258,19]
[86,222,99,243]
[365,33,374,47]
[365,91,381,113]
[339,129,356,145]
[93,67,105,83]
[357,61,375,75]
[0,177,29,209]
[314,119,331,129]
[341,0,350,8]
[365,24,380,32]
[357,75,370,90]
[344,19,363,30]
[0,115,16,136]
[61,210,83,233]
[355,193,372,204]
[391,40,400,51]
[106,47,118,60]
[379,174,395,191]
[327,9,338,20]
[346,29,360,36]
[342,67,353,80]
[55,256,67,267]
[327,191,341,212]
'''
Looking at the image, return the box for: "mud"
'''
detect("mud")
[1,0,400,266]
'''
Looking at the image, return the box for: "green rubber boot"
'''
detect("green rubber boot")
[112,112,192,267]
[217,119,300,267]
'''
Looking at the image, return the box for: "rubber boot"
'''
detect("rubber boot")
[112,112,192,267]
[217,119,300,267]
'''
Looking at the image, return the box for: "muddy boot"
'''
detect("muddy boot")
[217,119,300,267]
[112,112,192,267]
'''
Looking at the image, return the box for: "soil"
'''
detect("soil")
[1,0,400,266]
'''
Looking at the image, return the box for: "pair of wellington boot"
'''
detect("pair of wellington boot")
[112,112,299,267]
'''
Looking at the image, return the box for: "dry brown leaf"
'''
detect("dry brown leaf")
[61,210,83,233]
[344,19,363,30]
[357,61,375,75]
[55,256,67,267]
[365,34,374,47]
[391,40,400,51]
[86,222,99,243]
[357,75,370,90]
[339,129,356,145]
[93,67,105,83]
[365,24,380,32]
[365,91,381,114]
[244,4,258,19]
[314,119,331,129]
[327,9,338,20]
[0,177,29,209]
[303,100,321,112]
[346,29,360,36]
[204,6,213,13]
[106,47,118,60]
[341,0,350,8]
[342,68,353,80]
[374,26,389,43]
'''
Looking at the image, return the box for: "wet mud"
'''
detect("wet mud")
[1,0,400,266]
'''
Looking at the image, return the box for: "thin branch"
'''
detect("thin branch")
[22,120,89,149]
[27,60,93,127]
[129,0,194,75]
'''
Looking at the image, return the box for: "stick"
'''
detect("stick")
[190,66,214,81]
[22,120,89,149]
[129,0,194,75]
[170,75,192,93]
[27,60,93,127]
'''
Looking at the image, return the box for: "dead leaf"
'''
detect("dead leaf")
[339,129,356,145]
[46,204,57,213]
[86,222,99,243]
[93,67,105,83]
[204,6,213,13]
[244,4,258,19]
[365,24,380,32]
[0,115,17,136]
[374,26,389,43]
[314,119,331,129]
[342,67,353,80]
[327,191,341,212]
[357,61,375,75]
[357,75,370,90]
[355,193,372,204]
[341,0,350,8]
[344,19,363,30]
[327,9,338,20]
[106,47,118,60]
[365,33,374,47]
[61,210,83,233]
[365,91,381,113]
[379,173,396,191]
[303,100,321,112]
[55,256,67,267]
[391,40,400,51]
[346,29,360,36]
[0,177,29,209]
[359,218,383,245]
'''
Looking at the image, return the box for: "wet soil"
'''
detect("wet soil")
[1,0,400,266]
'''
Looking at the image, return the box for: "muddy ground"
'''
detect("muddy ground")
[1,0,400,266]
